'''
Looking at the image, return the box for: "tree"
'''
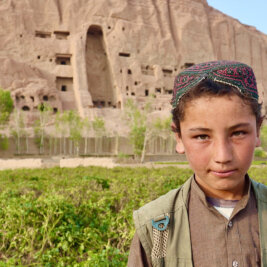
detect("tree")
[82,117,91,155]
[10,109,25,154]
[0,134,8,150]
[67,110,83,156]
[0,88,13,124]
[55,111,68,155]
[92,116,106,154]
[151,116,173,154]
[124,99,152,161]
[54,110,83,156]
[0,87,13,151]
[34,103,52,154]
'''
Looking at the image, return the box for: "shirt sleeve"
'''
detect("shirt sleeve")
[127,232,152,267]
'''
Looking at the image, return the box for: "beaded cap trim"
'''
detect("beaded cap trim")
[171,61,258,108]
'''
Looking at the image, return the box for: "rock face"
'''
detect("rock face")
[0,0,267,131]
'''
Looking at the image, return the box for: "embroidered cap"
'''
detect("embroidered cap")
[171,60,258,109]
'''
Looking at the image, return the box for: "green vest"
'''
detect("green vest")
[133,177,267,267]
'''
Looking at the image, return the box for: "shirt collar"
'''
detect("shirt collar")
[190,174,251,213]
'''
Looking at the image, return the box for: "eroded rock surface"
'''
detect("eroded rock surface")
[0,0,266,133]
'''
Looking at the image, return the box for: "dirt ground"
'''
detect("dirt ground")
[0,157,190,170]
[0,157,264,170]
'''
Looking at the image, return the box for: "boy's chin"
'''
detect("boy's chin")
[196,174,246,198]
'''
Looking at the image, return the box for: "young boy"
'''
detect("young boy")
[128,61,267,267]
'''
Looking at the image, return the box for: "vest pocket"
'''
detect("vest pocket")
[151,214,170,259]
[151,227,169,259]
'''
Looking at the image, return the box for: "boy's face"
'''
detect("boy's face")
[175,94,260,200]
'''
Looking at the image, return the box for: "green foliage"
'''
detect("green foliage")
[254,147,267,158]
[248,167,267,184]
[0,166,266,265]
[124,99,173,161]
[55,110,70,155]
[34,103,53,153]
[10,109,26,154]
[260,125,267,150]
[0,166,193,266]
[252,160,267,165]
[66,110,83,155]
[124,99,151,158]
[117,152,131,159]
[55,110,69,137]
[33,119,42,148]
[92,117,106,154]
[92,117,106,136]
[82,117,91,136]
[153,116,172,132]
[0,133,8,150]
[0,87,13,124]
[130,124,146,157]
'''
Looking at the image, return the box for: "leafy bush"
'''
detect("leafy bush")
[0,87,13,124]
[0,166,193,266]
[0,166,265,265]
[260,125,267,150]
[254,147,267,158]
[0,133,8,150]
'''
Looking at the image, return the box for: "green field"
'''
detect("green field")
[0,166,266,266]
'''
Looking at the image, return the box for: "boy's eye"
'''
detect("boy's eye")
[232,131,246,137]
[195,135,209,140]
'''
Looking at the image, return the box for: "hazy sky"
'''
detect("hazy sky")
[207,0,267,35]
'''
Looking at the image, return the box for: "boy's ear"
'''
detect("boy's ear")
[171,122,185,154]
[256,130,261,147]
[174,132,185,154]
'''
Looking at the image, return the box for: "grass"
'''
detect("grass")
[0,166,192,266]
[252,160,267,165]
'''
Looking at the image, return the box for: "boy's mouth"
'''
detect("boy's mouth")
[210,169,237,177]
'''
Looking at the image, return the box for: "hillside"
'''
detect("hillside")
[0,0,266,133]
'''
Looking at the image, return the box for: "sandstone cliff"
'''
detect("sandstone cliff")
[0,0,266,133]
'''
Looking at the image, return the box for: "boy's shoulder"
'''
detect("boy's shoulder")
[133,176,193,229]
[132,177,267,228]
[251,179,267,202]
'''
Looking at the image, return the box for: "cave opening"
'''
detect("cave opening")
[22,106,30,111]
[55,54,71,65]
[56,77,76,110]
[35,31,51,38]
[86,25,115,108]
[54,31,70,40]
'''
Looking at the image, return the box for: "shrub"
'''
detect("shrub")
[0,166,265,265]
[0,133,8,150]
[0,166,192,266]
[254,147,267,158]
[0,88,13,124]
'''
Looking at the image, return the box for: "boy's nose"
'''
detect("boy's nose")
[213,138,233,164]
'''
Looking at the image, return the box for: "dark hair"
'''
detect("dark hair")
[172,79,262,134]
